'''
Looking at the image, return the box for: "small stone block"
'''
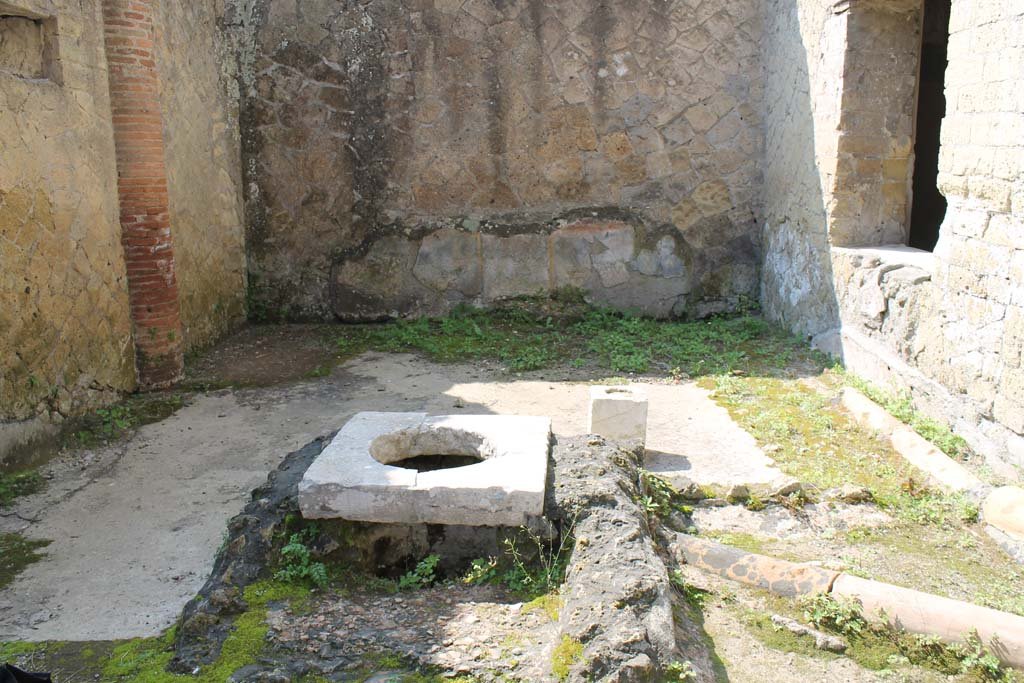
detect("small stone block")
[588,385,649,444]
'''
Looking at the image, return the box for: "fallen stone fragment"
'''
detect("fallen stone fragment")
[825,484,874,504]
[769,614,847,653]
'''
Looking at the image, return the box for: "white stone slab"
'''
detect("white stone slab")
[299,412,551,526]
[589,385,649,444]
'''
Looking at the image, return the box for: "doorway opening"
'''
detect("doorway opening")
[908,0,951,251]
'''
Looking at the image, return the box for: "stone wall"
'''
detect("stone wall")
[760,0,844,335]
[762,0,1024,473]
[0,0,135,450]
[157,0,248,350]
[1,0,246,463]
[913,0,1024,468]
[234,0,766,320]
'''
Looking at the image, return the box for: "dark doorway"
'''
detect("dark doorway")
[909,0,951,251]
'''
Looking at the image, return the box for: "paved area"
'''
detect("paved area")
[0,351,783,641]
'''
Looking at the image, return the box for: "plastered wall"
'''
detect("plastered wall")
[157,0,248,351]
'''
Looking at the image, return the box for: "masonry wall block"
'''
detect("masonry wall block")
[760,0,1024,473]
[231,0,767,321]
[1,0,246,464]
[0,0,135,460]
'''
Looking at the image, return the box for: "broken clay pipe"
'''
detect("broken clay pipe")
[841,387,1024,551]
[672,534,1024,669]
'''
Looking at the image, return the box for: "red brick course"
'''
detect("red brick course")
[101,0,183,388]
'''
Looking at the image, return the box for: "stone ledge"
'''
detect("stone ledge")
[832,244,936,276]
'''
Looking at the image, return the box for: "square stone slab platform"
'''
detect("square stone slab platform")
[299,412,551,526]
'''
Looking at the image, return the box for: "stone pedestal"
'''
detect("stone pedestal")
[588,386,649,444]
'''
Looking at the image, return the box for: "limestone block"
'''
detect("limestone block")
[588,386,649,444]
[299,412,552,526]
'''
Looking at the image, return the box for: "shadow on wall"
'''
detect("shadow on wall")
[759,0,841,341]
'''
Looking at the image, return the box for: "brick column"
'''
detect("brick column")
[101,0,183,388]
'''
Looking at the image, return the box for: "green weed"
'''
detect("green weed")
[664,660,697,682]
[274,529,328,588]
[332,300,818,378]
[845,374,973,461]
[669,570,713,609]
[399,554,440,591]
[462,557,499,586]
[0,470,44,507]
[500,518,576,598]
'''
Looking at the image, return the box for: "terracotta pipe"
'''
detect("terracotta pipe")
[672,534,1024,668]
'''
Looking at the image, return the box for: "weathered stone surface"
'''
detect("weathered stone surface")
[232,0,765,321]
[331,238,422,322]
[412,229,481,297]
[588,386,649,445]
[482,233,550,302]
[299,413,551,526]
[550,436,718,682]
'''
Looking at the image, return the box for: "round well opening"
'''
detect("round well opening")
[369,426,493,472]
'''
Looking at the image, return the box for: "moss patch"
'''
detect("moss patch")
[64,393,186,450]
[551,635,584,681]
[702,531,767,556]
[101,580,311,682]
[0,533,50,590]
[522,592,563,622]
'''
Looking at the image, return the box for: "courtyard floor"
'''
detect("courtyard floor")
[1,305,1022,681]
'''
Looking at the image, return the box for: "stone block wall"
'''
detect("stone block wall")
[0,0,135,440]
[760,0,844,335]
[233,0,766,320]
[762,0,1024,472]
[1,0,246,463]
[916,0,1024,466]
[157,0,247,350]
